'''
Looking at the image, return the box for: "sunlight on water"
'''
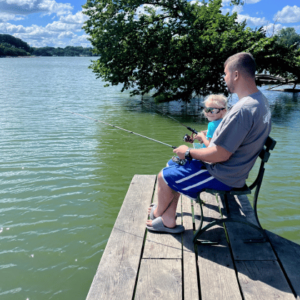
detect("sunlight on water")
[0,57,299,299]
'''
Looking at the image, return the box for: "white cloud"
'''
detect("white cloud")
[236,14,267,27]
[244,0,261,3]
[59,11,88,24]
[0,0,72,16]
[0,10,91,47]
[263,23,283,37]
[0,0,92,48]
[0,12,24,22]
[222,0,231,6]
[136,4,164,16]
[232,5,243,14]
[274,5,300,24]
[57,31,76,39]
[45,20,81,32]
[221,8,231,14]
[190,0,203,7]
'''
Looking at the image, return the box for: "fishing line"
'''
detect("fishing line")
[143,103,199,134]
[55,108,178,149]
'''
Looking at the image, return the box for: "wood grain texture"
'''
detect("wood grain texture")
[86,175,156,300]
[223,194,276,261]
[267,230,300,297]
[135,259,182,300]
[195,192,242,300]
[143,184,182,259]
[236,260,295,300]
[182,195,199,300]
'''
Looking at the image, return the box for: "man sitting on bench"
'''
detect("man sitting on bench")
[146,52,272,234]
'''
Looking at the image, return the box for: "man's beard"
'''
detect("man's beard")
[226,81,234,94]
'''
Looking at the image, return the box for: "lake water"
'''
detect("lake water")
[0,57,299,299]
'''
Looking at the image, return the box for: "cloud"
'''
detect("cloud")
[0,12,24,22]
[221,8,231,14]
[59,11,89,24]
[263,23,283,37]
[0,8,91,48]
[236,14,267,27]
[244,0,261,3]
[57,31,76,39]
[232,5,243,14]
[222,0,231,6]
[190,0,203,6]
[274,5,300,24]
[0,0,72,16]
[45,20,82,32]
[136,4,164,16]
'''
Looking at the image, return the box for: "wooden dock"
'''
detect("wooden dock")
[86,175,300,300]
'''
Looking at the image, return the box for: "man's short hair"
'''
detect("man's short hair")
[224,52,256,79]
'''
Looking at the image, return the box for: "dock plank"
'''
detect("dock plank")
[195,192,242,300]
[267,230,300,297]
[236,260,295,300]
[182,195,199,300]
[86,175,156,300]
[135,259,182,300]
[224,194,276,261]
[143,184,182,259]
[223,194,295,299]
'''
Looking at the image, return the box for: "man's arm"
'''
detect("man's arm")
[173,145,232,163]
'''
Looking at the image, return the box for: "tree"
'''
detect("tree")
[0,34,32,54]
[276,27,300,48]
[0,42,29,56]
[83,0,300,102]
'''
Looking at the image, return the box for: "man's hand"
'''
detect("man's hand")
[173,145,189,160]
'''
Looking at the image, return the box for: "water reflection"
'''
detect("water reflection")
[270,92,300,127]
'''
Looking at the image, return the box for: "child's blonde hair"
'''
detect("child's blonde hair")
[204,94,228,110]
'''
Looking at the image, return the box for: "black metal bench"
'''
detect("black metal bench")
[193,136,277,244]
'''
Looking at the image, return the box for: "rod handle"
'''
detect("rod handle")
[187,127,198,134]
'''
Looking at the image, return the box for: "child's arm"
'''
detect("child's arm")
[199,131,210,147]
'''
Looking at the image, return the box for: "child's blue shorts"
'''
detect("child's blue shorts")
[163,158,232,199]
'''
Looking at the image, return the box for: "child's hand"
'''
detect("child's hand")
[192,132,204,143]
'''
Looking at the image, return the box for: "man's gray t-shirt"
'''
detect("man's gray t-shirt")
[205,91,271,188]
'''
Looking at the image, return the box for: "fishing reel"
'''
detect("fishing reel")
[171,156,186,165]
[183,134,193,143]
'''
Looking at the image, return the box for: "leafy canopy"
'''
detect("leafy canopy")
[83,0,300,102]
[275,27,300,49]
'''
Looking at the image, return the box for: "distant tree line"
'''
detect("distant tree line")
[31,46,97,56]
[0,34,96,57]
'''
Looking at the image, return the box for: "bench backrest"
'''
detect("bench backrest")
[251,136,276,228]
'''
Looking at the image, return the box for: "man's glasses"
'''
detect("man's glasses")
[204,107,225,114]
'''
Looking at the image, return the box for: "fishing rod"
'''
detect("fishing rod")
[56,108,178,149]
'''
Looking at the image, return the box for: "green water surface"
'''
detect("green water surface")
[0,57,299,299]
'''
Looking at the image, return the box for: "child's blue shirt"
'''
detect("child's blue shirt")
[202,119,223,148]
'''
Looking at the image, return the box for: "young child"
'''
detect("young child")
[194,94,227,148]
[166,94,227,167]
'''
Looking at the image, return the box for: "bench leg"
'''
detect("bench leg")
[194,193,205,232]
[193,218,267,244]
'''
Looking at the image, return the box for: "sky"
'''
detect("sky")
[0,0,300,48]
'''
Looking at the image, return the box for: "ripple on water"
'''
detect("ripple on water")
[1,58,299,299]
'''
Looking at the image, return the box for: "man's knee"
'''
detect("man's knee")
[158,171,164,182]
